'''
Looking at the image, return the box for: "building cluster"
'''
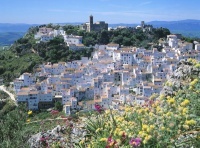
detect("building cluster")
[81,15,108,32]
[14,34,200,114]
[34,27,84,51]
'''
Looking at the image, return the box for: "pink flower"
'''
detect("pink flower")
[94,103,103,113]
[129,137,141,147]
[106,136,117,148]
[40,137,46,141]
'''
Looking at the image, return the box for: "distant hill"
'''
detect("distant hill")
[0,32,25,46]
[0,23,38,32]
[1,20,200,46]
[109,19,200,38]
[148,19,200,38]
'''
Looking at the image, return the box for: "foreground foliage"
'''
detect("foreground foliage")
[80,61,200,148]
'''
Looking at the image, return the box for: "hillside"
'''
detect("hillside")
[0,24,171,83]
[78,59,200,147]
[0,59,199,147]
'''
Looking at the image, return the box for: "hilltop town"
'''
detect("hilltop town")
[13,31,200,114]
[0,15,200,148]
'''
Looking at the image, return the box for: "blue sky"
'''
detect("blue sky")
[1,0,200,24]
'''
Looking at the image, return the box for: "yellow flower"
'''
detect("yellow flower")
[27,119,30,122]
[161,126,165,131]
[150,125,155,130]
[142,124,148,131]
[182,124,189,130]
[159,94,165,100]
[180,99,190,107]
[28,110,32,115]
[144,135,152,141]
[185,119,196,126]
[182,108,188,114]
[138,131,147,138]
[143,139,148,144]
[167,97,175,105]
[99,138,107,142]
[118,131,125,136]
[166,112,172,117]
[116,139,121,145]
[190,79,198,86]
[79,139,85,145]
[195,63,200,68]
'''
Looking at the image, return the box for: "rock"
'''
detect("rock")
[28,125,68,148]
[161,59,200,96]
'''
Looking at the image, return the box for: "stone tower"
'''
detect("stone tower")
[89,15,93,32]
[141,21,145,28]
[90,15,93,25]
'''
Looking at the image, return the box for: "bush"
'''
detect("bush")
[55,101,63,111]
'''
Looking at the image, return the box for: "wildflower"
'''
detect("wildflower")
[39,137,46,141]
[94,103,103,113]
[194,63,200,68]
[185,119,196,126]
[149,125,155,130]
[121,132,126,141]
[142,124,148,131]
[106,136,117,147]
[182,108,188,114]
[161,126,165,131]
[167,97,175,105]
[28,110,32,115]
[99,138,107,142]
[182,124,189,130]
[116,139,121,145]
[145,135,152,141]
[159,94,165,100]
[79,140,84,145]
[129,137,141,147]
[27,119,30,122]
[144,135,152,144]
[180,99,190,107]
[190,79,198,86]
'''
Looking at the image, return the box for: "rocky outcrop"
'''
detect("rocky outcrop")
[161,59,200,96]
[28,121,87,147]
[28,125,67,148]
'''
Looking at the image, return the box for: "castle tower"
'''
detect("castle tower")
[90,15,93,25]
[141,21,145,28]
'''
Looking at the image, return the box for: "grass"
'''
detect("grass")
[24,111,67,134]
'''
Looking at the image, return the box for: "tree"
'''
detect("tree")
[122,37,131,46]
[97,30,110,44]
[55,101,63,111]
[112,35,123,45]
[83,37,96,46]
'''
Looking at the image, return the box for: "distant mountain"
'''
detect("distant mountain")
[1,20,200,46]
[109,20,200,38]
[0,32,25,46]
[147,19,200,38]
[0,23,39,32]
